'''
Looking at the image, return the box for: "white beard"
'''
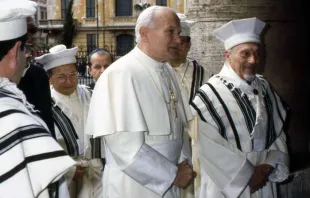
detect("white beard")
[243,74,255,82]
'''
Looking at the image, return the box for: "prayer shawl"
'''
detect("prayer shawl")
[51,85,102,159]
[86,46,193,198]
[172,59,209,103]
[191,64,289,198]
[171,59,209,198]
[51,84,103,198]
[0,78,75,198]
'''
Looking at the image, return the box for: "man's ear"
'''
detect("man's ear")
[139,26,149,42]
[8,41,22,59]
[224,50,231,60]
[6,41,21,70]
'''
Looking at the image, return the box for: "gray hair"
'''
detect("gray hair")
[135,6,174,43]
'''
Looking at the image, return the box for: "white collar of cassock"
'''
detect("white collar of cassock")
[133,47,167,71]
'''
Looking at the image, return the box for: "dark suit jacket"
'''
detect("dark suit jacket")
[18,63,55,138]
[88,82,96,90]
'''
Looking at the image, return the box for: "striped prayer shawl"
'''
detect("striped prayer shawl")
[192,76,288,152]
[51,89,103,159]
[189,60,205,103]
[52,101,79,157]
[0,89,75,198]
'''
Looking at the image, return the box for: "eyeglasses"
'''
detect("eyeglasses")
[52,71,78,82]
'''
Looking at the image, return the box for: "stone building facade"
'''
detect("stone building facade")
[41,0,185,55]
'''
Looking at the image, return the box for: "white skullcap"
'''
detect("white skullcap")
[0,0,37,41]
[177,13,196,36]
[35,44,79,71]
[214,17,266,50]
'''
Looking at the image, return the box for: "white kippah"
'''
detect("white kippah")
[214,17,266,50]
[0,0,37,41]
[35,45,79,71]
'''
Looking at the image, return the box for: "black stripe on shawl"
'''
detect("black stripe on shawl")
[0,150,67,183]
[263,80,286,123]
[190,101,207,123]
[190,60,205,103]
[197,89,226,139]
[90,137,102,159]
[0,125,50,155]
[263,90,277,149]
[0,109,27,119]
[52,101,79,157]
[0,91,23,103]
[206,83,242,151]
[218,78,256,134]
[189,61,198,103]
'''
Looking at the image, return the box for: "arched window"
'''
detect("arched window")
[115,0,132,16]
[116,34,134,56]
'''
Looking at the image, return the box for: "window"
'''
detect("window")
[116,34,134,56]
[156,0,167,6]
[61,0,69,19]
[115,0,132,16]
[87,34,97,54]
[86,0,96,18]
[40,7,47,20]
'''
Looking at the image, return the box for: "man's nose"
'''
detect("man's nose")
[248,55,259,64]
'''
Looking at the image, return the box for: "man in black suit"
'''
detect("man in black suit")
[18,16,55,137]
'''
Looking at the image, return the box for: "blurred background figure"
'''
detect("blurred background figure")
[87,48,113,90]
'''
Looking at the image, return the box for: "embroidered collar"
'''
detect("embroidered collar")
[216,63,265,99]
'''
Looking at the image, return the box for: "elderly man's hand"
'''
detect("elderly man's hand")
[249,164,274,193]
[173,159,197,189]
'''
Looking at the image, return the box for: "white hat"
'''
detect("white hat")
[214,17,266,50]
[177,13,196,37]
[35,44,79,71]
[0,0,37,41]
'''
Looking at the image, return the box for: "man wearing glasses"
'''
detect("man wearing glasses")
[36,44,104,198]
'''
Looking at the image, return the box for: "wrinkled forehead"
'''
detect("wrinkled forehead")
[232,42,260,52]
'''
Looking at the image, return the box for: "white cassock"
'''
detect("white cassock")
[171,59,209,198]
[51,85,103,198]
[191,64,289,198]
[86,46,193,198]
[0,77,75,198]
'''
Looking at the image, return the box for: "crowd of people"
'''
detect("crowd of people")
[0,1,289,198]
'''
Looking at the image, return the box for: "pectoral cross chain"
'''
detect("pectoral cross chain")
[170,90,178,118]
